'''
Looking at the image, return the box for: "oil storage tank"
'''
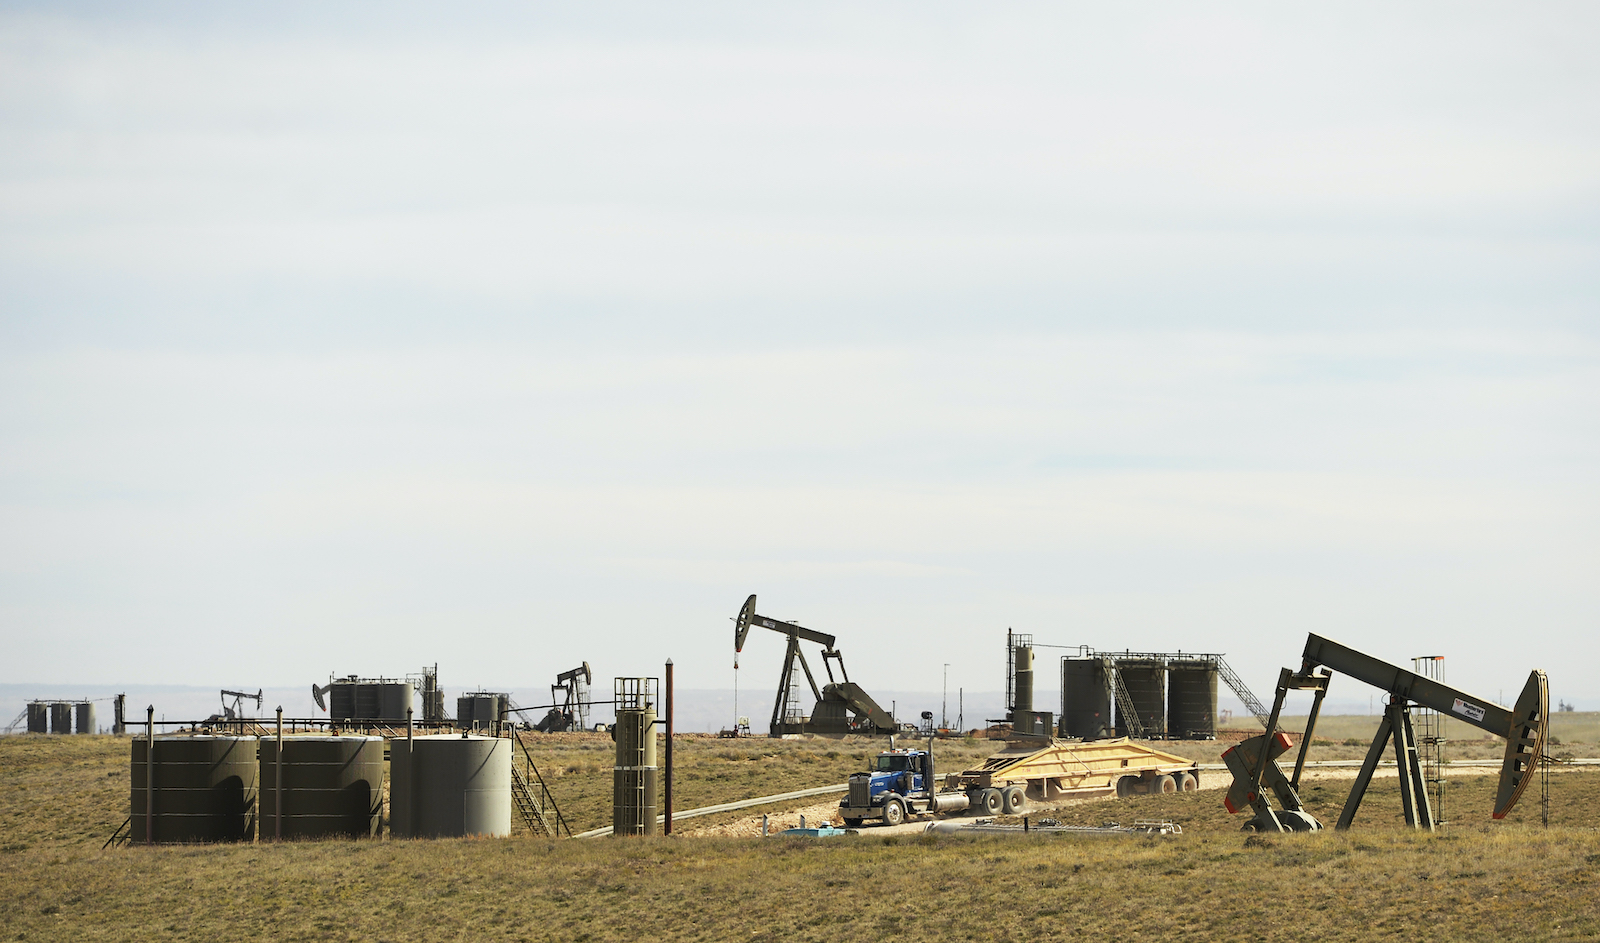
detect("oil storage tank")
[1167,660,1218,739]
[1060,658,1114,739]
[26,702,47,734]
[50,702,72,735]
[455,693,505,732]
[1114,659,1167,739]
[130,735,258,843]
[390,735,511,838]
[328,678,414,725]
[259,736,383,839]
[75,701,95,735]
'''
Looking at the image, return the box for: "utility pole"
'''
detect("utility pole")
[943,664,949,729]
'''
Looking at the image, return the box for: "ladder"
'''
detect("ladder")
[1411,656,1447,827]
[1100,656,1147,740]
[509,734,571,837]
[1,708,26,735]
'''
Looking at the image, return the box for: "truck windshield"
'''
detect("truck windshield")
[873,755,911,773]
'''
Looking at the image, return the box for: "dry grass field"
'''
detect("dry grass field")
[2,728,1597,942]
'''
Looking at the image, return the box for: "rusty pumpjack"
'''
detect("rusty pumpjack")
[733,594,896,738]
[1224,633,1547,832]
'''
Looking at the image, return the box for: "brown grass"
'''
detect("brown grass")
[2,732,1597,942]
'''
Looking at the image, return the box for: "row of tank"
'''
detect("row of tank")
[1060,656,1220,740]
[128,734,513,843]
[318,677,510,728]
[26,700,95,735]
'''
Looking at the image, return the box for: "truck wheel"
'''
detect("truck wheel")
[1154,773,1177,794]
[1115,776,1134,797]
[882,800,905,827]
[978,788,1003,816]
[1001,785,1025,815]
[1175,772,1197,792]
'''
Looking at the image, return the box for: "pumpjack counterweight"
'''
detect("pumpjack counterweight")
[1223,633,1547,833]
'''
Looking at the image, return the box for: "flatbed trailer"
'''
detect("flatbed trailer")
[949,737,1201,805]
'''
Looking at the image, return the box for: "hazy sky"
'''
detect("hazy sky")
[3,3,1596,717]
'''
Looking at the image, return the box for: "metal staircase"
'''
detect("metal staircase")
[510,733,571,837]
[1215,655,1271,728]
[1100,656,1147,739]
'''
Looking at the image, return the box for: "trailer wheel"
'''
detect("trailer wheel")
[1154,773,1177,794]
[978,788,1004,816]
[1115,776,1135,798]
[1001,785,1025,815]
[1175,772,1197,792]
[882,800,905,827]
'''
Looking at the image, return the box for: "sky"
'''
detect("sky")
[2,2,1597,725]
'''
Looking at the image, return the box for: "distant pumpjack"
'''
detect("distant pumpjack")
[541,662,592,732]
[733,594,896,738]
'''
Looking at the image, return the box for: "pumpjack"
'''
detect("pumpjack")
[209,689,263,724]
[1224,633,1547,832]
[536,663,592,732]
[733,594,896,738]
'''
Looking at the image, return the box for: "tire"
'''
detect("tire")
[978,788,1004,816]
[1115,776,1135,798]
[1001,785,1025,815]
[882,800,905,827]
[1175,771,1197,792]
[1154,773,1177,794]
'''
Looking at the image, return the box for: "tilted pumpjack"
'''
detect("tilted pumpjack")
[733,594,896,738]
[1224,633,1547,833]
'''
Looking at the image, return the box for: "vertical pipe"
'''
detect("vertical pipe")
[665,659,674,836]
[275,706,284,842]
[404,706,414,840]
[144,705,154,845]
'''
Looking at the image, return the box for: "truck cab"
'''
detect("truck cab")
[840,748,948,827]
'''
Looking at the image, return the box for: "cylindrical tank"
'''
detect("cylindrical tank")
[390,735,511,838]
[75,701,96,735]
[50,702,72,735]
[1167,660,1218,739]
[1060,658,1113,739]
[330,681,414,724]
[1012,646,1035,713]
[130,736,258,843]
[455,694,502,731]
[26,702,47,734]
[376,683,413,724]
[613,706,659,835]
[1115,659,1166,739]
[259,736,383,839]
